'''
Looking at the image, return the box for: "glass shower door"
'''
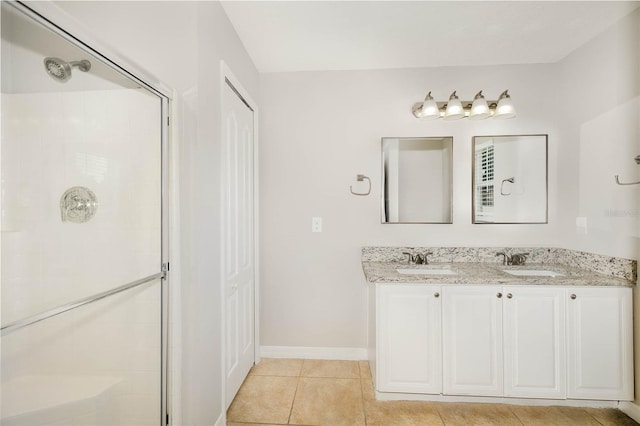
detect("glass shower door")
[0,3,168,425]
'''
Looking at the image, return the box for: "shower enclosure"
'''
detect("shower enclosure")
[1,2,169,425]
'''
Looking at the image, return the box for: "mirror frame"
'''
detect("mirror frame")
[381,136,454,224]
[471,134,548,224]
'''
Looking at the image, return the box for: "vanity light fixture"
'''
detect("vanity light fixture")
[444,91,465,120]
[494,90,517,119]
[418,91,440,120]
[469,91,491,120]
[412,90,517,120]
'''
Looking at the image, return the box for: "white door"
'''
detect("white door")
[377,284,442,394]
[223,80,255,407]
[442,285,503,396]
[567,287,633,401]
[503,286,566,399]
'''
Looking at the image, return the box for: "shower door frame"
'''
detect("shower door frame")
[1,2,173,424]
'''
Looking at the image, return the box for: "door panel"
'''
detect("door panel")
[377,284,441,393]
[223,80,255,407]
[442,286,503,396]
[503,286,566,398]
[567,287,633,400]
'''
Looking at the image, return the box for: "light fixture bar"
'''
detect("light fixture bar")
[411,90,516,120]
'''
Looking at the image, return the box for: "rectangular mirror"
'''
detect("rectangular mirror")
[382,137,453,224]
[472,134,548,224]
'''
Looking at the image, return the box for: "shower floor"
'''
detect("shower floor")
[1,375,122,426]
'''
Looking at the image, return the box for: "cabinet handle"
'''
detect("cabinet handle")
[497,292,503,298]
[507,293,513,299]
[434,292,440,298]
[570,294,577,300]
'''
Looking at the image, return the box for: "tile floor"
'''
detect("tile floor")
[227,358,639,426]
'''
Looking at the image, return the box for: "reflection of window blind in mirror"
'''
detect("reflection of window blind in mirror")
[478,145,494,182]
[472,134,548,224]
[475,145,494,218]
[479,186,494,207]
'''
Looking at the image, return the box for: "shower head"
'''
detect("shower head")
[43,57,91,83]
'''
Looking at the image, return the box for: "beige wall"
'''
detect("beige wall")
[259,64,562,349]
[557,8,640,404]
[558,8,640,260]
[259,7,639,360]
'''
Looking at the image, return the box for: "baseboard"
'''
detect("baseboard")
[260,346,368,360]
[376,391,619,408]
[619,401,640,422]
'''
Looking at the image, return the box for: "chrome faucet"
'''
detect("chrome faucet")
[496,251,530,266]
[496,251,512,265]
[511,253,530,266]
[403,251,434,265]
[423,251,433,264]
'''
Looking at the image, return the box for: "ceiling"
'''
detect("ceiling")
[221,1,640,73]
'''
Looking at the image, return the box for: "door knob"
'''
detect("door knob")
[570,294,577,300]
[434,292,440,298]
[507,293,513,299]
[497,292,503,298]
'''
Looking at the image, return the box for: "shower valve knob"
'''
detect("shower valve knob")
[60,186,98,223]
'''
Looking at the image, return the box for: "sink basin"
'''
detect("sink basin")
[396,268,457,276]
[503,269,565,277]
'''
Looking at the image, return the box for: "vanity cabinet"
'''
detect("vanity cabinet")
[567,287,633,400]
[377,284,442,393]
[375,284,632,402]
[442,286,566,398]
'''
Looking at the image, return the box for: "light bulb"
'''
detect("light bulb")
[469,90,490,120]
[494,90,516,119]
[444,91,464,120]
[420,91,440,120]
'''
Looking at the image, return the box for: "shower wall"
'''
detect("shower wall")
[1,87,162,425]
[2,88,161,323]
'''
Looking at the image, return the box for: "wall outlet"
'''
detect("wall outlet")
[576,216,588,234]
[312,217,322,233]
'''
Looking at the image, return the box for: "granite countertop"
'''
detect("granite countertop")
[362,261,635,287]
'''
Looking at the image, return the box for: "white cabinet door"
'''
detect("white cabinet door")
[442,285,503,396]
[503,286,566,398]
[567,287,633,400]
[377,284,442,393]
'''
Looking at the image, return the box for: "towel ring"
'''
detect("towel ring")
[350,174,371,196]
[614,154,640,186]
[500,177,515,196]
[614,175,640,186]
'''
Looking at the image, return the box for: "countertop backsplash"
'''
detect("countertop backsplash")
[361,246,637,282]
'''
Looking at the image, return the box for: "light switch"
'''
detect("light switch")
[312,217,322,233]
